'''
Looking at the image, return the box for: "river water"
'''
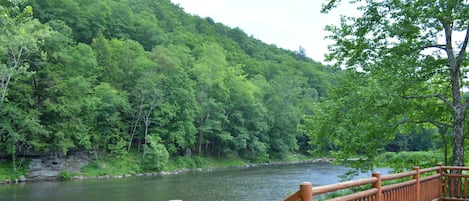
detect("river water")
[0,162,389,201]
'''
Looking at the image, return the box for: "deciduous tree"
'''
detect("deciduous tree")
[0,0,51,169]
[318,0,469,166]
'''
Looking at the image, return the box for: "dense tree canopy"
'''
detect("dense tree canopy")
[308,0,468,169]
[0,0,335,171]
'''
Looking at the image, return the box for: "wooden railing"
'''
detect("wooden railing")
[441,166,469,200]
[283,165,469,201]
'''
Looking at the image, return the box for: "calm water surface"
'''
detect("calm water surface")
[0,162,389,201]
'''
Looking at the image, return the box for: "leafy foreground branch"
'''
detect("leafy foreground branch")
[309,0,469,172]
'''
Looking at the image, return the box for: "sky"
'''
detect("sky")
[169,0,358,63]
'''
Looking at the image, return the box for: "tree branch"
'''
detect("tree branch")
[402,93,452,107]
[463,96,469,113]
[402,119,451,129]
[420,44,447,51]
[455,24,469,68]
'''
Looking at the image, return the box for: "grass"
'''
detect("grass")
[202,156,247,167]
[80,154,238,176]
[80,152,141,176]
[277,154,316,163]
[0,159,29,181]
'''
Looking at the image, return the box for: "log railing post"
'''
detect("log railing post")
[437,163,443,199]
[413,166,420,201]
[372,172,382,201]
[300,182,312,201]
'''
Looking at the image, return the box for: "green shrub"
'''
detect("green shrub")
[59,171,72,180]
[165,156,207,171]
[192,156,206,167]
[142,136,169,172]
[377,151,443,172]
[0,159,30,181]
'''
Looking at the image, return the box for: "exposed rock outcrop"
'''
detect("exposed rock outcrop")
[27,152,89,181]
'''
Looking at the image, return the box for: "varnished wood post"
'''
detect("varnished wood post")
[437,163,443,199]
[372,172,382,201]
[300,182,312,201]
[413,166,420,201]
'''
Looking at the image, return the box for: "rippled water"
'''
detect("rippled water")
[0,162,389,201]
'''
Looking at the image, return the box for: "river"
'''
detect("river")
[0,162,390,201]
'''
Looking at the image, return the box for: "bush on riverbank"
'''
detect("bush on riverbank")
[0,160,29,181]
[376,151,444,172]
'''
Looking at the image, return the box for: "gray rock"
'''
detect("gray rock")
[18,175,27,182]
[28,170,60,181]
[71,176,84,180]
[28,159,43,171]
[27,152,91,181]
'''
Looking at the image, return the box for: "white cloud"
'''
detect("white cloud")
[170,0,360,63]
[172,0,230,14]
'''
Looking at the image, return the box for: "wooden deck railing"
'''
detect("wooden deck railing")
[441,166,469,200]
[283,165,469,201]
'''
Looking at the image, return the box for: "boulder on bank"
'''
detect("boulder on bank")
[18,175,27,182]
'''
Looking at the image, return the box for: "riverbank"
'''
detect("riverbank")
[0,152,334,185]
[67,157,334,181]
[0,161,351,201]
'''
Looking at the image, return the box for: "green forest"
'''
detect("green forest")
[0,0,336,172]
[1,0,468,176]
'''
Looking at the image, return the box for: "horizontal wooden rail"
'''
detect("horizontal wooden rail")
[421,166,442,173]
[312,177,377,196]
[283,165,469,201]
[326,188,378,201]
[381,170,417,181]
[442,174,469,178]
[442,166,469,171]
[381,179,417,191]
[421,174,441,182]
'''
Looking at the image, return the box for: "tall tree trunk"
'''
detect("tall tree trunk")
[142,111,151,158]
[450,51,465,166]
[445,20,468,167]
[453,110,465,166]
[451,104,464,196]
[128,97,144,151]
[440,127,449,166]
[446,20,468,197]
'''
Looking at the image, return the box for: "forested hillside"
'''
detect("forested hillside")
[0,0,335,170]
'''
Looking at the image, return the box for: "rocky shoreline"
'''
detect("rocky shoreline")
[1,153,334,185]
